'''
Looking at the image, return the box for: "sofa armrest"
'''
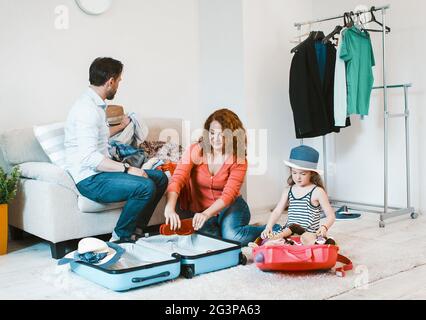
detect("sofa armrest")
[18,162,78,194]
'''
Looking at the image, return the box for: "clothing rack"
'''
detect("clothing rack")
[293,5,418,227]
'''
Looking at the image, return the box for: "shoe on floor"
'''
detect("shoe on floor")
[320,207,362,220]
[335,207,362,220]
[335,212,362,220]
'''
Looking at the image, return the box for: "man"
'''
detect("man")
[64,57,168,241]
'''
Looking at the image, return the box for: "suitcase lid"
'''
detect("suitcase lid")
[71,240,181,274]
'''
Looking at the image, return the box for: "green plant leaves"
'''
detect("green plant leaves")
[0,166,20,204]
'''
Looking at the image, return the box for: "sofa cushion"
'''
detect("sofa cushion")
[0,128,51,165]
[78,196,126,213]
[18,162,78,194]
[33,122,66,168]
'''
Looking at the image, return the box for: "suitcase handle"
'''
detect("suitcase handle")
[335,254,353,277]
[285,248,313,262]
[132,271,170,283]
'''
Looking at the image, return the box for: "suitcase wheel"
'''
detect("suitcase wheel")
[182,265,194,279]
[239,252,248,265]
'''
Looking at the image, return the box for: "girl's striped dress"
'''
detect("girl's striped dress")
[282,186,321,233]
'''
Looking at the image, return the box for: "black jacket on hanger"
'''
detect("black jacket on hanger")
[289,37,350,138]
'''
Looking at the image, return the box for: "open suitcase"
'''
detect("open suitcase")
[137,232,247,279]
[69,241,181,292]
[252,236,352,277]
[68,232,246,291]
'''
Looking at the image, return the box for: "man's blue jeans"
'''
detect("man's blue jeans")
[177,196,265,246]
[77,170,168,239]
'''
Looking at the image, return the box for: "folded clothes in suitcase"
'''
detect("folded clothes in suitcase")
[67,241,181,292]
[137,233,247,279]
[252,236,352,277]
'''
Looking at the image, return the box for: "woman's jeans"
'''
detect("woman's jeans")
[177,196,265,246]
[77,170,168,239]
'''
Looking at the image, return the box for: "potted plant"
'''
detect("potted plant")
[0,166,20,255]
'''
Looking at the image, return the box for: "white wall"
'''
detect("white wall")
[242,0,313,210]
[310,0,426,214]
[0,0,201,132]
[199,0,245,121]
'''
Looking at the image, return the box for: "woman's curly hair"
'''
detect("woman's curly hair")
[199,108,247,162]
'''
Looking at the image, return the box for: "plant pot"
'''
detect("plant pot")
[0,204,7,255]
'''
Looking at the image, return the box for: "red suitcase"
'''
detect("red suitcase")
[252,237,352,277]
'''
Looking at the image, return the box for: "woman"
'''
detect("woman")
[164,108,264,246]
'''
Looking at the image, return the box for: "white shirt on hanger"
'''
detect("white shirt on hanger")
[334,28,348,127]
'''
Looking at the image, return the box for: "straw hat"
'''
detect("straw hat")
[106,105,124,126]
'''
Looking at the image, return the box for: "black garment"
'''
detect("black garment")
[289,37,350,138]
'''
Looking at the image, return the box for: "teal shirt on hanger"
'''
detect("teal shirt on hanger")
[340,27,375,116]
[314,41,327,84]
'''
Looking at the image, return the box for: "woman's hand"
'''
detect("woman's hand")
[165,207,181,231]
[261,226,273,239]
[316,225,328,237]
[192,212,209,230]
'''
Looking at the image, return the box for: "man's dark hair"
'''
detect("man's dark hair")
[89,57,123,86]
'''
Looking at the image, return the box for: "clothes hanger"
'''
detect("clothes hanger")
[291,37,308,53]
[362,6,391,33]
[345,11,355,28]
[313,20,325,41]
[313,30,325,41]
[353,11,363,30]
[322,26,343,44]
[291,28,316,53]
[290,26,325,53]
[322,11,356,44]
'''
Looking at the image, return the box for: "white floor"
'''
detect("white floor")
[1,210,425,300]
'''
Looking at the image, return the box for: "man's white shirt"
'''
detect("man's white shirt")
[64,87,110,184]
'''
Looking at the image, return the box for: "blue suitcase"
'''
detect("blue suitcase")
[137,232,247,279]
[67,233,246,291]
[69,241,181,292]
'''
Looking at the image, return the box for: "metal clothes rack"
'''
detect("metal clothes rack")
[293,5,418,227]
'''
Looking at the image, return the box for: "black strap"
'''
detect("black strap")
[308,186,317,196]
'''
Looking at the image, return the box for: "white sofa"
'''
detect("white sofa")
[0,118,185,258]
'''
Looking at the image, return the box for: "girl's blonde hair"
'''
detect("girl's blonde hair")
[287,170,326,190]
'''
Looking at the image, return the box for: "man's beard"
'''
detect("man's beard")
[106,89,117,100]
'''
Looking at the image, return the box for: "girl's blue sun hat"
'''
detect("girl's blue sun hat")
[284,145,324,175]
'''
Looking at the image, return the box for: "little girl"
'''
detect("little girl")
[261,145,336,245]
